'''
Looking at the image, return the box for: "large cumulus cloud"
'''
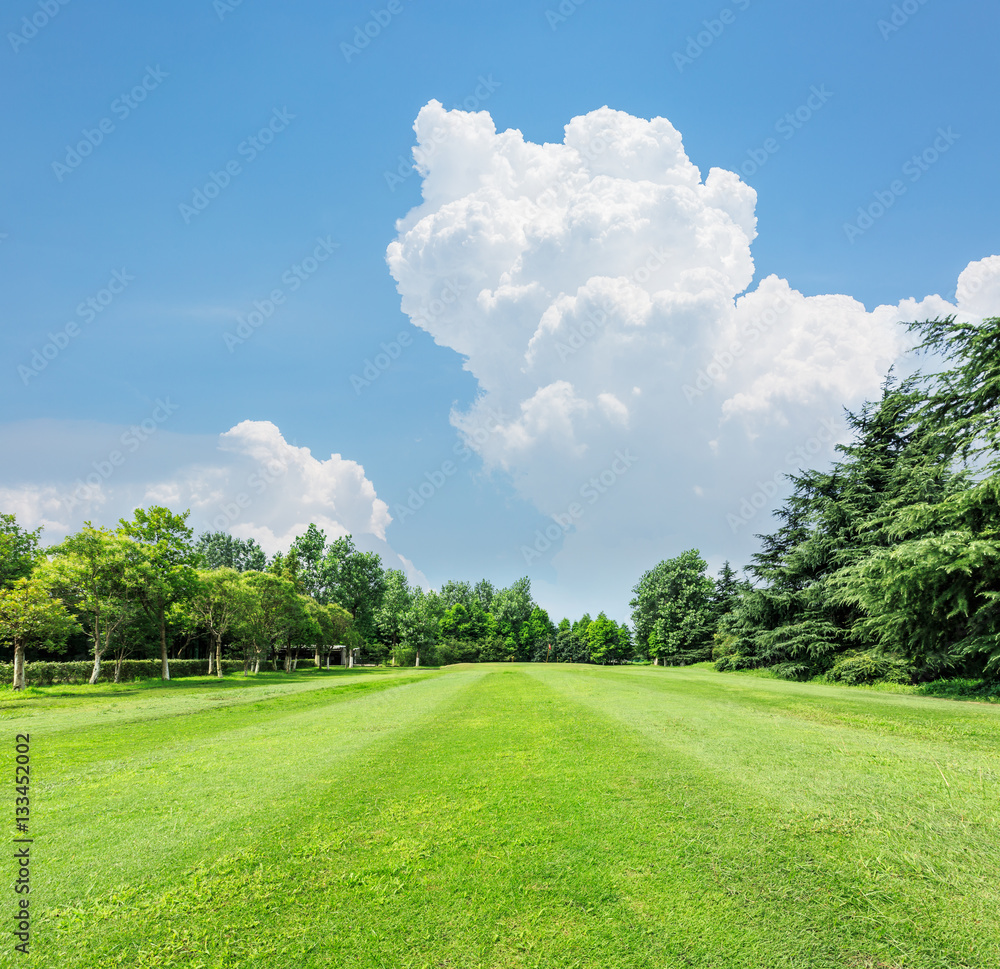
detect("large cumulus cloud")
[387,101,997,607]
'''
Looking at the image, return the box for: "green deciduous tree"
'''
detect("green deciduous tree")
[119,506,199,680]
[631,550,716,665]
[43,525,140,683]
[0,577,79,690]
[0,513,41,590]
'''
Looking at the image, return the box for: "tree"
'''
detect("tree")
[493,577,534,660]
[837,475,1000,680]
[587,612,621,665]
[185,568,249,678]
[321,536,386,643]
[375,569,410,661]
[473,579,495,613]
[241,571,315,673]
[118,506,198,680]
[631,550,716,665]
[399,587,441,667]
[43,525,137,684]
[291,524,329,601]
[523,606,556,662]
[309,600,354,667]
[0,577,79,690]
[0,513,41,590]
[195,532,266,572]
[906,315,1000,469]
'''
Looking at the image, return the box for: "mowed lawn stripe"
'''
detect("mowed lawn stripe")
[14,669,479,924]
[23,665,994,969]
[526,664,1000,965]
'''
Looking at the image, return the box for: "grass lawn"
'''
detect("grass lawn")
[2,663,998,968]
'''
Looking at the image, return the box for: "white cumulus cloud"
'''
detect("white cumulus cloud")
[386,101,998,609]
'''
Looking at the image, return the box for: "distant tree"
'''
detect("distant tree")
[118,506,199,680]
[587,612,621,665]
[375,569,411,661]
[0,577,79,690]
[43,525,136,684]
[321,536,386,643]
[473,579,496,613]
[241,571,315,673]
[631,550,716,665]
[185,568,249,677]
[523,606,556,662]
[440,579,474,610]
[400,587,440,667]
[195,532,267,572]
[291,524,329,600]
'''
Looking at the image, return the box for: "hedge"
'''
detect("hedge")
[0,658,247,687]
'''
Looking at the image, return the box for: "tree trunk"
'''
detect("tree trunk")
[159,606,170,680]
[207,647,215,675]
[314,646,321,667]
[415,649,420,668]
[89,650,103,685]
[215,634,224,678]
[253,656,261,674]
[12,642,26,691]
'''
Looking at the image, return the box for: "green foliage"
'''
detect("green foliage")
[825,650,912,686]
[631,549,716,665]
[0,657,246,686]
[194,531,267,572]
[0,512,41,589]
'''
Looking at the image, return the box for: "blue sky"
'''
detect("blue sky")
[2,0,997,622]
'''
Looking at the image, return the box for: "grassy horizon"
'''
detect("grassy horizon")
[3,664,998,967]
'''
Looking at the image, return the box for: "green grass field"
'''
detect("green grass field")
[2,663,999,968]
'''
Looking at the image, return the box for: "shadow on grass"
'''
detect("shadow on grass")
[0,665,433,707]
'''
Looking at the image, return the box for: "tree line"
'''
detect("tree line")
[2,315,998,690]
[0,512,640,690]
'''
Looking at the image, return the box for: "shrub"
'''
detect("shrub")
[826,650,912,686]
[0,658,245,687]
